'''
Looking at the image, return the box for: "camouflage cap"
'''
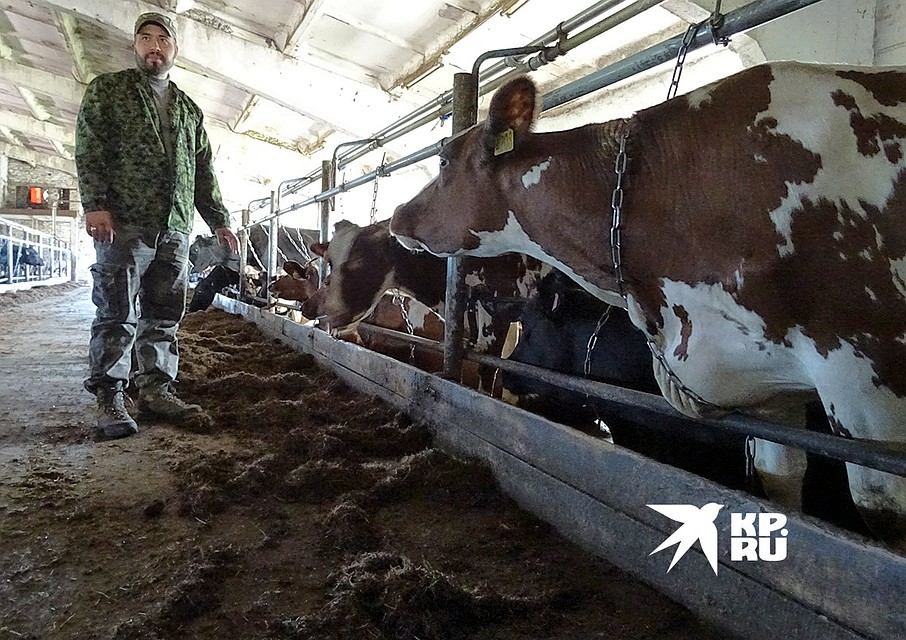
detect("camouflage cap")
[134,12,177,43]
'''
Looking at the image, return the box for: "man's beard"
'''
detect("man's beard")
[135,51,173,77]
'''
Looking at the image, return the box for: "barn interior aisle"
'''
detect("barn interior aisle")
[0,284,725,639]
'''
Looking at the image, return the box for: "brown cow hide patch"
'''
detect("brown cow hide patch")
[832,90,906,163]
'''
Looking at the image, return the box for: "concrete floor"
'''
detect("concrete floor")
[0,284,95,453]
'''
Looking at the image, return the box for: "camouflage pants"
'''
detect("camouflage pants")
[84,229,190,394]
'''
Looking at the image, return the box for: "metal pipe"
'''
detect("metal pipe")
[474,0,634,87]
[252,140,445,225]
[357,322,443,351]
[543,0,828,110]
[319,160,330,285]
[442,72,477,381]
[466,351,906,477]
[266,192,278,307]
[260,0,636,214]
[328,137,380,212]
[336,322,906,477]
[519,0,665,73]
[238,208,249,300]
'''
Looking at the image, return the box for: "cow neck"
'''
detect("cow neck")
[603,118,722,415]
[388,236,447,309]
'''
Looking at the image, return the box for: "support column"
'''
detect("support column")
[443,72,478,380]
[319,160,331,285]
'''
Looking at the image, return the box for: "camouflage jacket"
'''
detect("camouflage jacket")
[75,68,230,233]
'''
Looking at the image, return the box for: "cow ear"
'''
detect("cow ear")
[283,260,303,278]
[483,76,538,158]
[310,241,328,257]
[334,220,356,233]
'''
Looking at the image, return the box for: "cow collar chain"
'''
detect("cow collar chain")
[609,130,720,413]
[609,133,629,299]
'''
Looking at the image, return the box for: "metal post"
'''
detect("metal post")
[267,191,279,307]
[442,72,478,380]
[319,160,331,285]
[238,208,250,299]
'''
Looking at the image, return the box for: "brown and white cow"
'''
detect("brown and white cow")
[390,62,906,544]
[306,219,549,363]
[268,259,320,303]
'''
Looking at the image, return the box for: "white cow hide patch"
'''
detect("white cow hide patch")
[521,157,552,189]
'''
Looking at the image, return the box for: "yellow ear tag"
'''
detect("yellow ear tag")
[493,128,514,156]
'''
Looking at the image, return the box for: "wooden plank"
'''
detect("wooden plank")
[434,425,865,640]
[213,295,906,640]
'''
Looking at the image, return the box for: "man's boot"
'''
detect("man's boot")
[139,382,206,421]
[96,387,139,440]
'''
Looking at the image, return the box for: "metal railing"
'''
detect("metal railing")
[227,0,906,481]
[0,216,71,286]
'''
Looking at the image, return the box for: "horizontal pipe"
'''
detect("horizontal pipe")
[467,351,906,477]
[543,0,827,110]
[247,140,444,227]
[321,321,906,476]
[260,0,640,213]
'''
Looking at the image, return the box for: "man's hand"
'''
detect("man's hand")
[215,227,239,253]
[85,210,115,244]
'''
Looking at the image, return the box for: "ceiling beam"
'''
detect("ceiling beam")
[0,111,74,146]
[55,10,97,83]
[0,142,77,174]
[31,0,421,138]
[321,7,425,53]
[17,86,52,121]
[0,59,327,161]
[277,0,327,53]
[0,59,84,106]
[50,140,73,159]
[384,0,522,94]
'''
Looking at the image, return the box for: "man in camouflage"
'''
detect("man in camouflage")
[75,11,239,440]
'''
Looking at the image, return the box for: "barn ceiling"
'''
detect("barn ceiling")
[0,0,831,217]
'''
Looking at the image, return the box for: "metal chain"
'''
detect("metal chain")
[583,306,613,377]
[610,133,629,299]
[391,288,417,363]
[667,21,703,101]
[370,152,386,225]
[667,1,730,101]
[745,436,757,485]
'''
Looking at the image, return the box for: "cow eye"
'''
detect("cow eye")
[439,157,449,169]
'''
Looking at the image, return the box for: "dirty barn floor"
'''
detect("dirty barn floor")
[0,283,729,639]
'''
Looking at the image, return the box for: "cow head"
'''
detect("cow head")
[308,220,398,329]
[390,76,540,257]
[189,234,237,274]
[268,259,319,303]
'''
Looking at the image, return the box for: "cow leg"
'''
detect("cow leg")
[805,352,906,548]
[753,439,807,511]
[744,399,813,512]
[845,465,906,547]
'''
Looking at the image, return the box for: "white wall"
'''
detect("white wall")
[746,0,877,64]
[875,0,906,64]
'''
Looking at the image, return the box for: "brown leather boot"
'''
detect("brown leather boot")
[96,387,138,440]
[139,382,206,421]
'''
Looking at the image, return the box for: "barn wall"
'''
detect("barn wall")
[875,0,906,63]
[746,0,877,64]
[1,157,83,280]
[2,158,79,211]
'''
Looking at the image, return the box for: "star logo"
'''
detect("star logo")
[648,503,724,575]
